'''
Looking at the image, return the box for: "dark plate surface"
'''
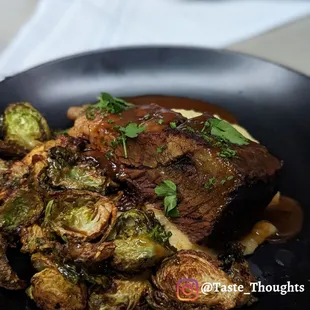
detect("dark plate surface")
[0,47,310,309]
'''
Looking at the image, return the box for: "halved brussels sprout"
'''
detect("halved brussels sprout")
[112,236,172,272]
[0,187,44,234]
[88,276,150,310]
[3,103,51,153]
[27,268,87,310]
[44,190,117,242]
[151,250,252,309]
[0,234,26,290]
[109,209,175,272]
[40,146,107,193]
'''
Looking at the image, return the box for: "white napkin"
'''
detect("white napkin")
[0,0,310,78]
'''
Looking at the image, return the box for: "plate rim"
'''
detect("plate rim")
[2,45,310,83]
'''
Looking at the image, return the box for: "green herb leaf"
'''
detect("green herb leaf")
[209,118,249,145]
[105,150,114,159]
[155,180,179,217]
[116,123,146,158]
[85,92,134,119]
[120,123,146,138]
[143,114,150,120]
[155,180,176,197]
[158,119,164,125]
[217,147,237,158]
[201,121,210,133]
[169,122,177,129]
[157,145,166,153]
[204,177,216,191]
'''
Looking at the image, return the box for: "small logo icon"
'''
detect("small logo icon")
[176,278,199,301]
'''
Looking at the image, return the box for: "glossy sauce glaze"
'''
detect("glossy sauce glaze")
[264,196,303,243]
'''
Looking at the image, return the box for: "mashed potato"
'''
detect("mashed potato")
[172,109,259,143]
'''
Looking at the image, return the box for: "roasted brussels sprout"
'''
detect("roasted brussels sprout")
[150,250,252,309]
[40,146,108,193]
[27,268,87,310]
[109,209,175,272]
[0,234,26,290]
[0,159,29,200]
[0,187,44,234]
[3,103,51,153]
[88,276,150,310]
[44,190,117,242]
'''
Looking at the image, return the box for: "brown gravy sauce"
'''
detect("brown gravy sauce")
[124,95,238,123]
[264,196,303,243]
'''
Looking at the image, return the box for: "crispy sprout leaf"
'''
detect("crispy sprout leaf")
[0,234,26,290]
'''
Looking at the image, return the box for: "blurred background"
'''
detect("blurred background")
[0,0,310,79]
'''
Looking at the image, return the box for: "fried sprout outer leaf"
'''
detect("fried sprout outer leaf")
[3,102,51,152]
[0,234,26,290]
[20,224,55,254]
[27,268,87,310]
[88,276,150,310]
[0,187,44,234]
[0,159,29,200]
[45,190,117,243]
[60,240,115,264]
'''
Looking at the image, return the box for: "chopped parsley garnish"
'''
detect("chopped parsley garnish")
[170,122,177,129]
[157,145,167,153]
[85,92,134,120]
[143,114,150,120]
[155,180,179,217]
[117,123,146,158]
[220,175,234,185]
[119,123,146,138]
[105,150,114,159]
[107,119,114,124]
[204,177,216,191]
[158,119,164,125]
[208,118,249,146]
[217,147,236,158]
[201,121,210,133]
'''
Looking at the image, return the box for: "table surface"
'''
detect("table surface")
[0,0,309,76]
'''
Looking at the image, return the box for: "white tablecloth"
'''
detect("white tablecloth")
[0,0,310,78]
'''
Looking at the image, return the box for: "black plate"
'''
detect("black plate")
[0,47,310,309]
